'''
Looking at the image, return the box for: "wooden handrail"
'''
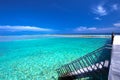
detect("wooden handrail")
[56,44,111,79]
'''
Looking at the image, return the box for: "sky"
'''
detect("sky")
[0,0,120,35]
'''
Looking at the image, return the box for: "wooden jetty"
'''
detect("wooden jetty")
[108,35,120,80]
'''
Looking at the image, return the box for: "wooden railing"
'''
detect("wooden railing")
[56,44,112,80]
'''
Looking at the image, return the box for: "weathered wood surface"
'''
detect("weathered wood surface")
[109,35,120,80]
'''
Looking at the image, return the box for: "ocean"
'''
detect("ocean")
[0,35,110,80]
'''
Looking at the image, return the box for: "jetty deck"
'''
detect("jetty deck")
[108,35,120,80]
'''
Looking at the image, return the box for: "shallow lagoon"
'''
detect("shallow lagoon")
[0,37,109,80]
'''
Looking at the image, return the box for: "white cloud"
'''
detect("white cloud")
[112,4,118,10]
[74,26,96,31]
[74,26,120,33]
[113,22,120,27]
[0,25,53,32]
[94,17,102,20]
[75,26,87,31]
[92,3,119,18]
[92,5,107,16]
[88,27,97,30]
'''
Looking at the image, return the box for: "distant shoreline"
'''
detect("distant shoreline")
[0,34,111,38]
[44,34,111,38]
[0,34,111,42]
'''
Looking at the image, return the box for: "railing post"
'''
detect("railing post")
[111,32,114,44]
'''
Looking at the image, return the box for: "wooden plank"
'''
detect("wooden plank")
[109,35,120,80]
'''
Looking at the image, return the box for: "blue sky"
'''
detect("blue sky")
[0,0,120,35]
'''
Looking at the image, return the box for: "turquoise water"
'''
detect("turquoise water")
[0,37,109,80]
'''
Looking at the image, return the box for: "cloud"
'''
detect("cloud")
[88,27,97,30]
[113,22,120,27]
[92,5,107,16]
[74,26,96,31]
[74,26,120,33]
[112,4,118,10]
[94,17,102,20]
[0,25,53,32]
[92,3,119,17]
